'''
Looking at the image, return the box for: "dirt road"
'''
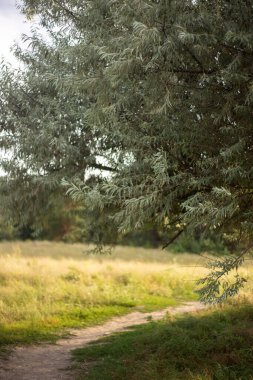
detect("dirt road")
[0,302,206,380]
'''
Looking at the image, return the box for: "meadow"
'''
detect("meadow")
[1,241,253,378]
[0,241,209,348]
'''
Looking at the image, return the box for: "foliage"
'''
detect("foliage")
[0,179,86,241]
[0,215,17,240]
[1,0,253,301]
[170,232,228,255]
[197,254,248,304]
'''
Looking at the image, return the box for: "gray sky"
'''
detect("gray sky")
[0,1,32,175]
[0,0,31,65]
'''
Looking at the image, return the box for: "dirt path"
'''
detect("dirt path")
[0,302,205,380]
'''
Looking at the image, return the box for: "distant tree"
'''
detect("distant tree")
[1,0,253,302]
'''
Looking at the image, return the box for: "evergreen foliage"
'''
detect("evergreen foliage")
[1,0,253,301]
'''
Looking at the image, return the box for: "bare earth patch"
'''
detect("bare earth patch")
[0,302,205,380]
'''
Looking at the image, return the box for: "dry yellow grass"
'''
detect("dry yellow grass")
[0,241,252,348]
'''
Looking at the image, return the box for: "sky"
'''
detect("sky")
[0,0,31,65]
[0,0,32,175]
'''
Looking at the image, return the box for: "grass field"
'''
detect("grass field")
[73,302,253,380]
[0,241,209,348]
[1,240,253,380]
[62,244,253,380]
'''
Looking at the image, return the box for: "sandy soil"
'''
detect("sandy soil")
[0,302,206,380]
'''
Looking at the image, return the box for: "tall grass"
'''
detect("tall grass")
[0,241,252,348]
[0,241,206,347]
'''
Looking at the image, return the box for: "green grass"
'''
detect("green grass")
[0,306,130,346]
[2,239,253,377]
[0,241,203,347]
[73,302,253,380]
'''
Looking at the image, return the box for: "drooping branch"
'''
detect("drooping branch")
[53,0,79,21]
[162,229,184,249]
